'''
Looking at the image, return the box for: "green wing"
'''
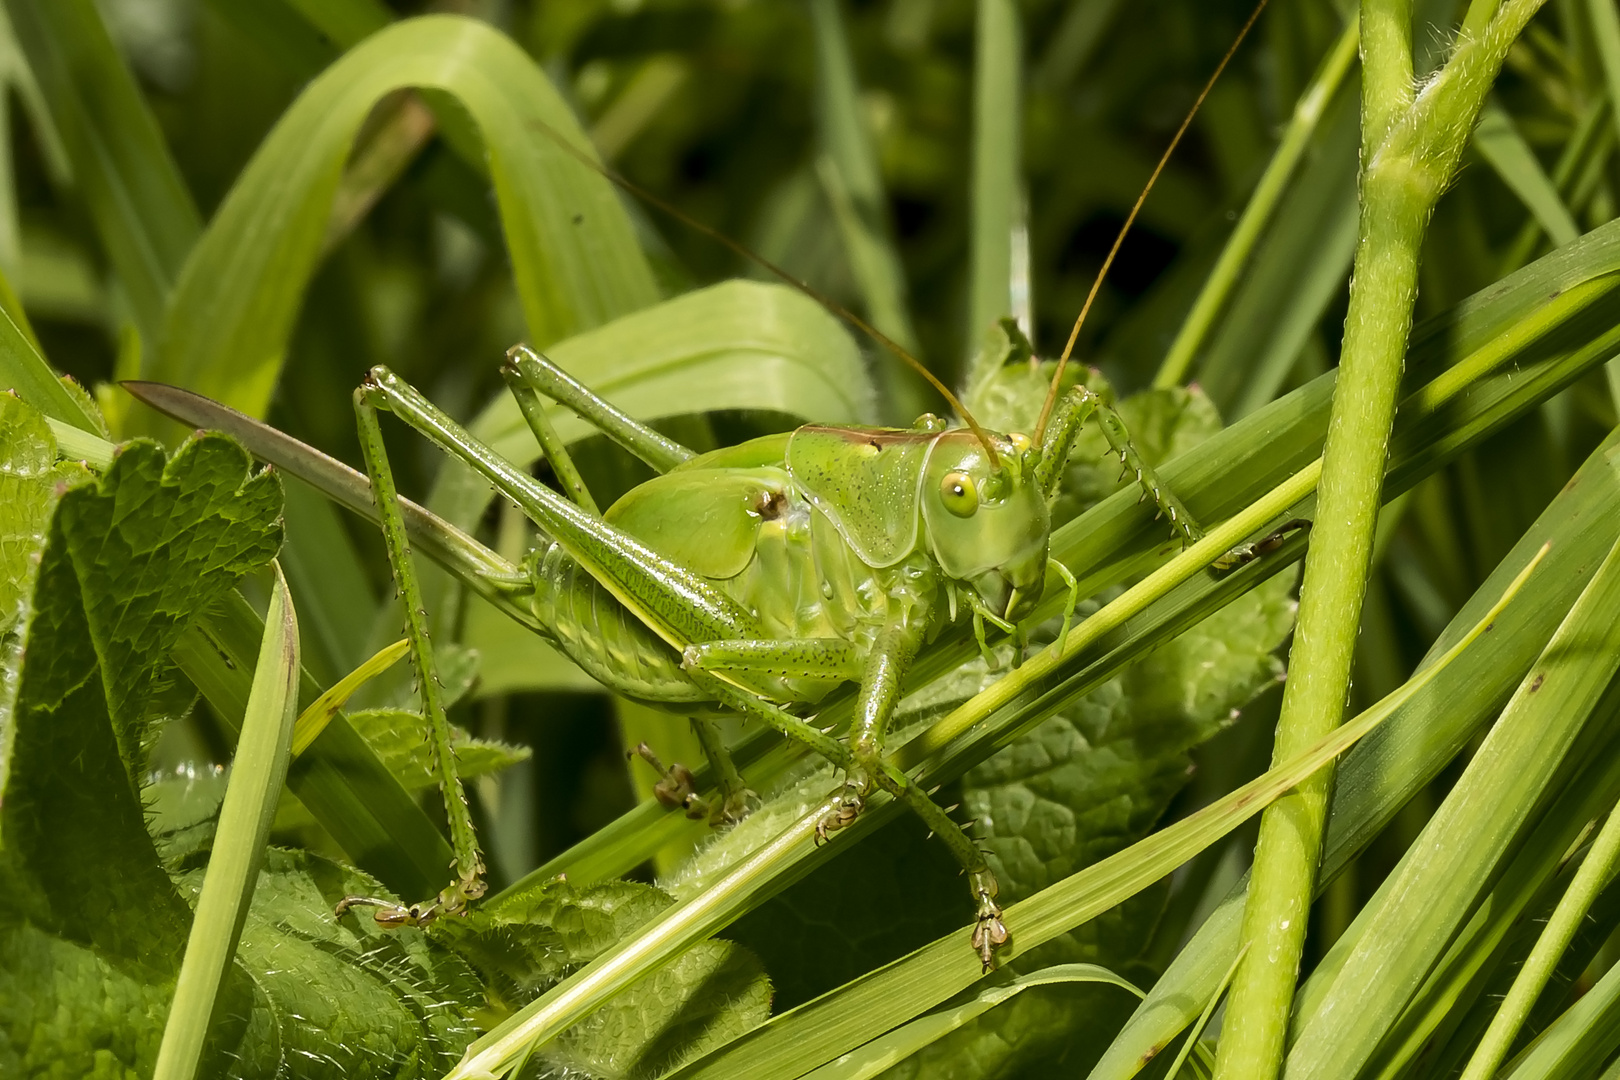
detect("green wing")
[785,425,933,568]
[604,468,788,580]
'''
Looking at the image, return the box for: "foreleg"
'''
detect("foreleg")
[1037,384,1203,546]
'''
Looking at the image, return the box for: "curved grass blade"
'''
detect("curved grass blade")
[290,638,408,757]
[153,563,299,1080]
[803,964,1145,1080]
[140,14,658,429]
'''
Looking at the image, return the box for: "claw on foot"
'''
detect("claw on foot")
[815,786,865,845]
[337,870,485,930]
[630,741,711,820]
[969,871,1008,972]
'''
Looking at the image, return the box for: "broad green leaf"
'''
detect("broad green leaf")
[3,0,202,348]
[432,877,771,1078]
[154,564,299,1080]
[0,432,281,1078]
[0,393,83,642]
[143,14,658,427]
[179,849,484,1079]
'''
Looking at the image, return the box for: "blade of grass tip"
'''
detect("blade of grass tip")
[0,301,102,434]
[803,965,1144,1080]
[1459,805,1620,1079]
[290,638,408,756]
[1473,98,1580,247]
[664,548,1542,1080]
[967,0,1020,356]
[152,562,298,1080]
[1214,6,1549,1075]
[1154,18,1358,389]
[1164,944,1250,1080]
[1583,0,1620,410]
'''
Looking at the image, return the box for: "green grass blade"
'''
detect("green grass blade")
[1473,98,1579,247]
[1497,950,1620,1078]
[139,15,657,430]
[967,0,1020,353]
[3,0,201,350]
[1284,525,1620,1079]
[153,563,299,1080]
[1360,706,1620,1079]
[803,964,1144,1080]
[1089,428,1620,1079]
[1155,18,1358,390]
[0,297,101,433]
[659,556,1538,1080]
[808,0,925,418]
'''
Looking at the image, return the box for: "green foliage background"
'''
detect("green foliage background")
[4,0,1620,1078]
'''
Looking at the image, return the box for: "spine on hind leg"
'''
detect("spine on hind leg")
[529,544,709,703]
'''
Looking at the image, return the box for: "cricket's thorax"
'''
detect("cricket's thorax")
[529,456,943,710]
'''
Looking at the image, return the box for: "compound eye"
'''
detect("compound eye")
[940,471,978,517]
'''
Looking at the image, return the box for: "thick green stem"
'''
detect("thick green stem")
[1212,1,1548,1075]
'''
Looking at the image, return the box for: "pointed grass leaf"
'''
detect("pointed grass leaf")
[1090,431,1620,1079]
[154,563,299,1080]
[144,14,657,428]
[0,298,103,435]
[804,964,1144,1080]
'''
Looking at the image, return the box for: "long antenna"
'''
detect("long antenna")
[1032,0,1270,444]
[529,114,1003,469]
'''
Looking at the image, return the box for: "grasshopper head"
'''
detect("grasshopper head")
[922,429,1050,622]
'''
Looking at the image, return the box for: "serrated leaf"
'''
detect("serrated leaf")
[0,392,84,641]
[0,432,283,1077]
[346,707,530,793]
[183,848,484,1079]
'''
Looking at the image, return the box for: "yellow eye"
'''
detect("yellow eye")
[940,471,978,517]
